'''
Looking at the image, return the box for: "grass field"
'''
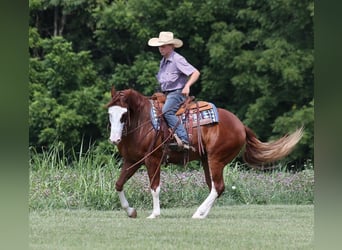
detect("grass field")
[30,205,313,250]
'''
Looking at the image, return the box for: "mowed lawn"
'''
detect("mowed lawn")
[30,205,313,250]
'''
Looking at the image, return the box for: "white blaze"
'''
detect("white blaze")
[108,106,128,143]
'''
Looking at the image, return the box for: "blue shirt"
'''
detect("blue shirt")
[156,51,197,92]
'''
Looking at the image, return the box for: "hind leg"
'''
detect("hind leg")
[192,180,219,219]
[201,155,212,190]
[192,160,225,219]
[193,114,245,218]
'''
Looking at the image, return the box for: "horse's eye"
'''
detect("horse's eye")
[120,112,128,123]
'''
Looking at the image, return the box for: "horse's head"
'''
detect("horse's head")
[106,86,129,145]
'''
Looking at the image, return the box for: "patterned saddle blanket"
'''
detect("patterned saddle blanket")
[150,100,219,130]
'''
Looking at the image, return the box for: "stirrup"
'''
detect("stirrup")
[168,134,186,151]
[171,134,194,151]
[173,134,183,148]
[182,143,190,150]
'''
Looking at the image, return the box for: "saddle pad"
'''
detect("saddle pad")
[150,100,161,130]
[180,105,219,127]
[150,100,219,130]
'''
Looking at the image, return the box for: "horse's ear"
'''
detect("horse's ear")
[111,86,116,97]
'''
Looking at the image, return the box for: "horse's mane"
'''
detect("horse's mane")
[124,89,149,113]
[119,89,151,130]
[106,88,148,110]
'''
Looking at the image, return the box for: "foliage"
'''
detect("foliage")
[29,0,314,164]
[29,145,314,210]
[29,31,109,149]
[222,163,314,205]
[272,100,314,163]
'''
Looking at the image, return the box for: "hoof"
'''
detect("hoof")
[128,208,137,218]
[192,215,205,219]
[192,210,206,219]
[147,214,159,219]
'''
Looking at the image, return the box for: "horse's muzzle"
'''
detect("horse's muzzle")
[109,138,121,145]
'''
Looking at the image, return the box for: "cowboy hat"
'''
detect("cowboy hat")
[148,31,183,48]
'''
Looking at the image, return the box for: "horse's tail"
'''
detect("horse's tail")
[242,126,303,168]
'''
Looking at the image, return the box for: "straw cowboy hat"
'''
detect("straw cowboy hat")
[148,31,183,48]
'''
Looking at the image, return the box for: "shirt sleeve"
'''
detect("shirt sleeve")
[175,55,197,76]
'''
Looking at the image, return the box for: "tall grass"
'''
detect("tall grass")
[30,142,121,210]
[221,163,314,205]
[29,144,314,210]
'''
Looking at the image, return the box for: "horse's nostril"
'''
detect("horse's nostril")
[109,139,121,145]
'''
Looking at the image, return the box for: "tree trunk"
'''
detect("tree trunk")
[53,6,58,36]
[59,14,66,36]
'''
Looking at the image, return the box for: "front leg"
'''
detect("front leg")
[146,157,162,219]
[147,186,160,218]
[117,190,137,218]
[115,161,141,218]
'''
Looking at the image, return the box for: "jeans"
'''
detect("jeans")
[162,91,189,143]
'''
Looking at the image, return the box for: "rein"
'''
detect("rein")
[122,119,152,136]
[114,94,194,177]
[124,97,185,173]
[125,131,173,171]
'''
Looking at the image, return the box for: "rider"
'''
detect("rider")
[148,31,200,150]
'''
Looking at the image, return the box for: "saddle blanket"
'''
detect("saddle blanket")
[150,101,219,130]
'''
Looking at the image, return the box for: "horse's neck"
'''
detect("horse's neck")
[127,93,151,129]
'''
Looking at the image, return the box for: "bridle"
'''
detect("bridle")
[107,91,190,183]
[107,91,175,137]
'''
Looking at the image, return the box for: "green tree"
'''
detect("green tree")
[29,29,107,149]
[202,0,313,135]
[29,0,314,164]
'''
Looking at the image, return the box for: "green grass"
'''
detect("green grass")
[30,165,314,210]
[29,144,314,210]
[29,145,314,249]
[30,205,313,250]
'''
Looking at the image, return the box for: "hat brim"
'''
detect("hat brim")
[148,38,183,48]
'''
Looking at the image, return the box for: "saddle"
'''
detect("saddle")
[151,92,212,116]
[150,92,219,155]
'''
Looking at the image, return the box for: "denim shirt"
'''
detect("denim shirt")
[156,51,197,92]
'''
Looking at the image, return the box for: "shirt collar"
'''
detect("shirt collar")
[162,51,175,64]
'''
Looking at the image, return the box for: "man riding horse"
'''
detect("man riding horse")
[148,31,201,151]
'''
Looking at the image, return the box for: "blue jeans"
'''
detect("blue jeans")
[162,91,189,143]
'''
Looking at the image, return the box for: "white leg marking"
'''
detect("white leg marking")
[118,190,136,217]
[192,182,218,219]
[147,186,160,219]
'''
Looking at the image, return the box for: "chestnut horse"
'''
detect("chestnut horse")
[106,87,303,219]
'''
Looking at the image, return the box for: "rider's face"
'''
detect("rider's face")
[158,44,174,58]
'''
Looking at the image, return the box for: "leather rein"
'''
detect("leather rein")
[113,94,205,178]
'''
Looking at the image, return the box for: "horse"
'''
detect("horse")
[106,86,303,219]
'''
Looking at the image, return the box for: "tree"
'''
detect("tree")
[29,0,314,164]
[29,29,107,150]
